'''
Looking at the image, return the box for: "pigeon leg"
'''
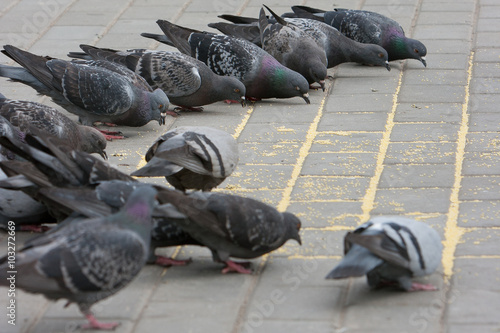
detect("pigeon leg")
[408,282,438,292]
[154,256,192,267]
[81,313,120,330]
[221,260,252,274]
[19,225,50,233]
[173,106,204,112]
[93,122,118,127]
[94,129,126,141]
[223,99,241,104]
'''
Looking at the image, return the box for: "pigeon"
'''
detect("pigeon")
[0,130,196,267]
[257,6,328,90]
[141,20,311,103]
[210,13,390,71]
[326,216,442,291]
[67,45,247,112]
[0,186,157,330]
[289,6,427,66]
[131,126,239,192]
[0,93,107,158]
[156,190,302,274]
[0,45,170,138]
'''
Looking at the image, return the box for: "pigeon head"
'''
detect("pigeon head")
[273,67,310,104]
[219,76,247,106]
[406,38,427,67]
[391,37,427,67]
[77,126,108,159]
[358,44,391,71]
[150,89,170,125]
[307,62,328,91]
[283,212,302,245]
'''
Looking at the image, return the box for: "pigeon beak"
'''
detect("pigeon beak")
[100,150,108,160]
[302,93,310,104]
[319,80,326,92]
[295,235,302,245]
[420,56,427,67]
[240,96,246,107]
[385,61,391,71]
[159,112,167,126]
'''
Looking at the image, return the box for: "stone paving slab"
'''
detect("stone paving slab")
[1,0,500,332]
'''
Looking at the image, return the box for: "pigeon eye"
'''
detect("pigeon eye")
[414,49,419,54]
[159,104,163,108]
[295,86,300,91]
[234,88,240,93]
[378,53,384,58]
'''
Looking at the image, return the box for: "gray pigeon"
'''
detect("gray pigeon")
[141,20,311,103]
[68,45,247,111]
[326,216,442,291]
[0,186,157,330]
[258,6,328,90]
[131,126,239,192]
[0,45,169,138]
[290,6,427,66]
[0,93,107,158]
[211,13,390,70]
[157,190,302,274]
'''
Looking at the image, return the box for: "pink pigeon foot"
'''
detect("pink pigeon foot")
[81,314,120,330]
[93,122,118,127]
[409,282,438,292]
[155,256,192,267]
[221,260,252,274]
[19,225,50,233]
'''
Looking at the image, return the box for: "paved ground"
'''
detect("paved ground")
[0,0,499,332]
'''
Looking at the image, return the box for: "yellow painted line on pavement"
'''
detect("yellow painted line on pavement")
[276,82,332,212]
[359,70,404,223]
[233,106,255,139]
[442,52,475,282]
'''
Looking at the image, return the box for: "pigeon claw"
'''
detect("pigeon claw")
[408,282,438,292]
[82,314,120,330]
[221,260,253,274]
[155,256,192,267]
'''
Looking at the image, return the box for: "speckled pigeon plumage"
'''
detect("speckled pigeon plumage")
[156,190,302,274]
[0,93,107,158]
[290,6,427,66]
[257,6,328,89]
[141,20,311,103]
[0,130,197,267]
[211,13,390,70]
[0,45,170,129]
[0,186,158,330]
[68,45,246,111]
[326,216,442,291]
[0,116,54,231]
[131,126,239,192]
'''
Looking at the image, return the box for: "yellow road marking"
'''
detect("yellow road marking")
[442,52,475,282]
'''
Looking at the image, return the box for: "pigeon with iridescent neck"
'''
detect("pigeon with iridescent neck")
[141,20,311,104]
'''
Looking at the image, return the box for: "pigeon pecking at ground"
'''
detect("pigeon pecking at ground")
[0,45,170,139]
[326,216,442,291]
[0,93,107,157]
[0,186,158,330]
[68,45,247,112]
[257,6,328,90]
[0,115,55,231]
[131,126,239,192]
[211,12,390,71]
[141,20,311,104]
[289,6,427,66]
[156,190,302,274]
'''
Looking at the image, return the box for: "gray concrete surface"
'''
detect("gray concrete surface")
[0,0,499,332]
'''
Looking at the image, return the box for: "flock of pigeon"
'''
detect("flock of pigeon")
[0,5,442,330]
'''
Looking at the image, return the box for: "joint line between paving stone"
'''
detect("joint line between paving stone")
[0,0,19,19]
